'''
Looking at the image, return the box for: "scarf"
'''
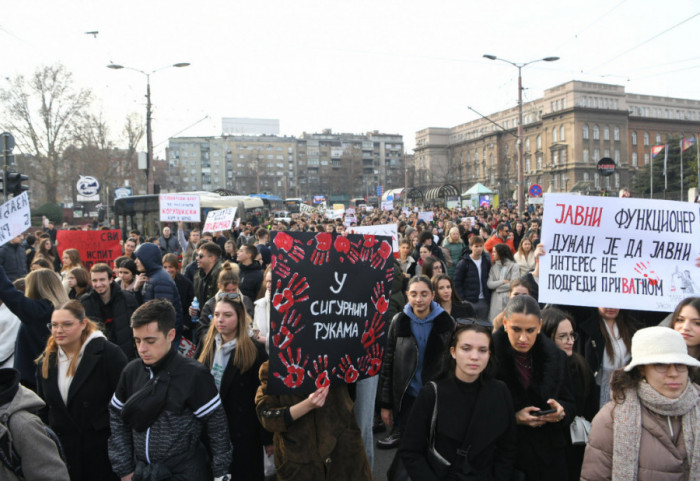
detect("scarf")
[211,334,237,390]
[612,380,700,481]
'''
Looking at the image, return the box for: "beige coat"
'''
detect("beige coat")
[581,400,689,481]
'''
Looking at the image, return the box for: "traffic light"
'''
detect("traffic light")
[5,171,29,197]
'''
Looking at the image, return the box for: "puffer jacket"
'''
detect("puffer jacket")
[0,368,70,481]
[134,243,183,340]
[255,361,372,481]
[581,399,689,481]
[0,243,27,282]
[453,253,492,304]
[379,304,454,416]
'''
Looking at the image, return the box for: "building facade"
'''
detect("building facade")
[166,130,404,202]
[415,80,700,200]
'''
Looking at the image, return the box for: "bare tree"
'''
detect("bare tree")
[0,64,92,204]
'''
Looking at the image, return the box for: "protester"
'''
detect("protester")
[34,238,61,272]
[493,295,574,481]
[378,275,454,449]
[0,235,28,282]
[669,297,700,382]
[513,238,536,276]
[581,327,700,481]
[198,294,270,481]
[252,267,271,348]
[108,299,232,480]
[541,307,598,481]
[484,222,515,260]
[192,242,223,308]
[0,367,70,481]
[441,227,464,277]
[398,321,517,480]
[432,273,475,321]
[163,253,195,340]
[223,239,237,263]
[453,235,491,320]
[80,263,138,360]
[59,249,84,291]
[237,244,264,301]
[158,226,181,255]
[255,228,271,269]
[0,297,21,369]
[114,257,138,292]
[398,238,417,280]
[66,267,90,299]
[177,222,200,269]
[0,265,68,390]
[422,255,447,281]
[36,300,127,481]
[487,244,520,323]
[122,237,137,260]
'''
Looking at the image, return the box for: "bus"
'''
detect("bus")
[113,191,265,238]
[284,197,303,213]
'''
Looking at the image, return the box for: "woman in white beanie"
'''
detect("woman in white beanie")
[581,326,700,481]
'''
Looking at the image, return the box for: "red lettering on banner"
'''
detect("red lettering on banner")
[554,204,602,227]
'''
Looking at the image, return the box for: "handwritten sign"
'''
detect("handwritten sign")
[540,194,700,312]
[349,224,399,254]
[203,207,237,233]
[159,194,200,222]
[267,231,393,394]
[381,200,394,211]
[0,193,31,247]
[56,230,122,270]
[418,211,434,223]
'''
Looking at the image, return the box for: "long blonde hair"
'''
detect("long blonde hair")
[197,296,257,374]
[26,269,69,308]
[38,300,99,379]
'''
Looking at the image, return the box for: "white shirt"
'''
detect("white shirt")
[470,256,484,299]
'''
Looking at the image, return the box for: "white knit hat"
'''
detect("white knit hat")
[624,326,700,372]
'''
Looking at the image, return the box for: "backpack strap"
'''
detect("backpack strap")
[0,412,22,476]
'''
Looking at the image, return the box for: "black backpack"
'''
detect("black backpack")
[0,411,68,479]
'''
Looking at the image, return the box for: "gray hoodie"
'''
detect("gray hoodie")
[0,368,70,481]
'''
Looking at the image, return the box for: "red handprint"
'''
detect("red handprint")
[361,311,386,348]
[370,240,392,269]
[307,232,332,265]
[359,235,379,261]
[633,262,661,286]
[271,255,291,279]
[272,309,304,349]
[333,235,359,264]
[272,273,310,314]
[273,347,308,389]
[273,232,305,263]
[336,355,360,384]
[371,282,389,315]
[307,354,333,389]
[358,344,384,376]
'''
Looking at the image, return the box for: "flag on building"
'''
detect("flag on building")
[681,137,696,152]
[651,145,666,157]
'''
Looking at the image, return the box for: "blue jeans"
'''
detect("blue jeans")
[354,375,379,468]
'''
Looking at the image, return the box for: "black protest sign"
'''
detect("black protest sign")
[267,231,393,395]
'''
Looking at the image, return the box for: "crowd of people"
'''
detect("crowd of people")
[0,202,698,481]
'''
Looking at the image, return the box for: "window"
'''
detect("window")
[604,126,610,140]
[594,148,600,161]
[536,154,543,170]
[644,153,650,165]
[525,137,531,151]
[583,148,590,163]
[525,156,531,173]
[614,174,620,188]
[632,131,637,145]
[553,151,559,165]
[537,135,542,150]
[583,172,589,181]
[632,152,638,167]
[552,128,558,143]
[553,175,558,190]
[560,125,565,141]
[644,132,650,146]
[614,127,620,141]
[614,150,620,163]
[604,149,610,158]
[583,124,589,140]
[656,133,662,144]
[489,154,494,166]
[593,125,600,140]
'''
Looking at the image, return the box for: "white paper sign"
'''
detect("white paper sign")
[381,200,394,211]
[344,216,357,226]
[203,207,237,232]
[159,194,200,222]
[418,211,434,223]
[348,223,399,253]
[539,193,700,312]
[0,192,31,247]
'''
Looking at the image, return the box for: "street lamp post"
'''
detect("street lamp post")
[483,54,559,214]
[107,62,190,195]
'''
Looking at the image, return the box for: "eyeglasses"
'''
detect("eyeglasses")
[455,318,493,328]
[217,292,241,302]
[555,333,579,342]
[651,363,689,374]
[47,322,78,332]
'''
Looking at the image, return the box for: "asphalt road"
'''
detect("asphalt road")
[372,430,397,481]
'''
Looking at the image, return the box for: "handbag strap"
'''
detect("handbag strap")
[429,381,439,446]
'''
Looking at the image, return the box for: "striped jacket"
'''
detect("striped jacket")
[108,349,232,478]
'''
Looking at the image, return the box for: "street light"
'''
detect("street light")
[482,54,559,214]
[107,62,190,195]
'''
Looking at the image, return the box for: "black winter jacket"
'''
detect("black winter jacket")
[238,261,264,301]
[492,328,576,481]
[453,253,492,304]
[0,243,27,282]
[380,308,454,416]
[80,282,138,359]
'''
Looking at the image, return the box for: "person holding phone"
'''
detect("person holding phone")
[492,295,575,481]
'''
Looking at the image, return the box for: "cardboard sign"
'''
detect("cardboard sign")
[0,193,31,247]
[203,207,237,233]
[159,194,200,222]
[348,224,399,254]
[418,211,434,223]
[267,231,393,395]
[56,230,123,270]
[539,194,700,312]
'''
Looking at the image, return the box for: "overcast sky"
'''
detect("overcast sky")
[2,0,699,156]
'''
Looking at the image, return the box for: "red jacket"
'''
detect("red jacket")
[484,234,515,261]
